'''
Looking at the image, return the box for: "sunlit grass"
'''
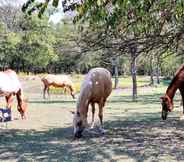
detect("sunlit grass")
[111,75,150,88]
[49,75,153,94]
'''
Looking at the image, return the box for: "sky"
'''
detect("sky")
[17,0,67,24]
[48,1,65,24]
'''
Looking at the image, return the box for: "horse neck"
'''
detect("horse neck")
[76,92,89,118]
[166,77,179,100]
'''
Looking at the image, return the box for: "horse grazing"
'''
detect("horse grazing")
[160,65,184,120]
[73,67,112,138]
[41,74,75,99]
[0,69,27,119]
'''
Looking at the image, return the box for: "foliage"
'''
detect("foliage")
[0,0,183,78]
[22,0,184,75]
[160,53,182,78]
[22,0,184,52]
[0,5,57,72]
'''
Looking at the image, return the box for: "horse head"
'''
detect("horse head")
[73,111,87,138]
[160,95,173,120]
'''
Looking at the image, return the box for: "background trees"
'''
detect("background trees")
[0,0,184,100]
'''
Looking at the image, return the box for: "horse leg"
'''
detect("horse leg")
[5,95,13,109]
[16,89,27,119]
[47,87,50,99]
[68,85,75,99]
[98,99,105,134]
[91,103,95,129]
[179,88,184,120]
[64,86,67,94]
[43,85,47,99]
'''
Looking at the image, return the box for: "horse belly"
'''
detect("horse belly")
[50,82,65,88]
[0,90,12,97]
[91,89,104,103]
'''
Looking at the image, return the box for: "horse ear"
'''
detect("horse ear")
[70,111,75,114]
[77,111,80,116]
[69,111,80,116]
[160,96,168,101]
[160,96,164,100]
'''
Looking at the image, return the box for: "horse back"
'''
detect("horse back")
[0,69,21,94]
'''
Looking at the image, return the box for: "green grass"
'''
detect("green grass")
[112,75,151,88]
[50,75,154,94]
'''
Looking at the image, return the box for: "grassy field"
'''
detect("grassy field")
[0,75,184,162]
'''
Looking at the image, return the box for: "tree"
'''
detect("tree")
[0,0,21,32]
[0,2,58,73]
[16,15,57,72]
[16,0,184,99]
[111,57,119,89]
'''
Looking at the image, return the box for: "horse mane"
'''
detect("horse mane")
[167,64,184,91]
[175,64,184,75]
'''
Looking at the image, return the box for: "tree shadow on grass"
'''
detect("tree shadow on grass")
[104,113,184,162]
[28,93,164,105]
[110,93,181,106]
[1,112,184,162]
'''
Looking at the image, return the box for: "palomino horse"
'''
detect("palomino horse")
[41,74,75,99]
[160,65,184,120]
[0,69,27,119]
[73,68,112,138]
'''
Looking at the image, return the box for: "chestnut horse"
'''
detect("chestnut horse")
[161,65,184,120]
[73,68,112,138]
[0,69,27,119]
[41,74,75,99]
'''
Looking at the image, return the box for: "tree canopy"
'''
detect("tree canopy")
[21,0,184,100]
[22,0,184,56]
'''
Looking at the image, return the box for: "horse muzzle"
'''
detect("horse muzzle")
[72,93,76,99]
[74,128,84,138]
[161,110,168,120]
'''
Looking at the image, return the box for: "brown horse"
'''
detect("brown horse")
[73,68,112,138]
[160,65,184,120]
[0,69,27,119]
[41,74,75,99]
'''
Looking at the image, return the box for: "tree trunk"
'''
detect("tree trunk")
[114,65,119,89]
[2,61,6,71]
[156,57,160,84]
[131,55,137,101]
[150,58,154,85]
[111,56,119,89]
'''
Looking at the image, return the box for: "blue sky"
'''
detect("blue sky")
[17,0,67,24]
[48,1,64,24]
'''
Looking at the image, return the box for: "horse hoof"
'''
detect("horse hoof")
[99,128,106,135]
[90,126,94,129]
[90,123,95,129]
